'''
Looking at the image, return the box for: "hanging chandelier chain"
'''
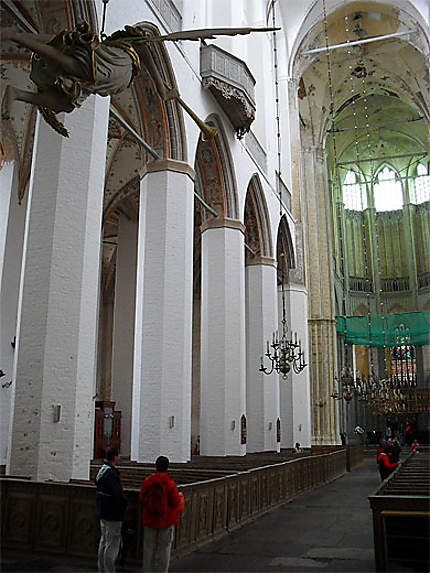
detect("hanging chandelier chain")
[271,0,283,218]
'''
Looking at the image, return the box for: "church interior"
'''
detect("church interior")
[0,0,429,569]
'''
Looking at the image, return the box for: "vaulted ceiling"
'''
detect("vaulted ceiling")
[293,1,430,175]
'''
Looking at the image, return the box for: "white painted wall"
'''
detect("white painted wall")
[0,163,27,465]
[200,222,247,456]
[7,97,109,481]
[246,262,280,452]
[111,214,138,457]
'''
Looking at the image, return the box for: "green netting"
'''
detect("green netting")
[336,311,430,346]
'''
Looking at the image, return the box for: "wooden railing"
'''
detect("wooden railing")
[349,276,373,292]
[1,449,348,564]
[381,277,410,292]
[369,448,429,572]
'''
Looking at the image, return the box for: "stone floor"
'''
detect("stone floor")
[3,455,387,573]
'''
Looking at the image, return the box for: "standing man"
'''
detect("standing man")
[139,456,184,572]
[96,447,127,573]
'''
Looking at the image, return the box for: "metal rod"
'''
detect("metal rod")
[327,117,425,134]
[193,192,218,217]
[109,105,160,160]
[337,152,426,166]
[193,193,256,256]
[245,243,258,257]
[302,30,414,55]
[2,0,38,33]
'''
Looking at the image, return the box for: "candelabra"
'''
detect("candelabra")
[259,262,307,380]
[330,364,356,402]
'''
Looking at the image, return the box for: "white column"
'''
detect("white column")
[111,214,138,457]
[200,218,246,456]
[7,97,110,481]
[246,259,280,453]
[278,285,293,449]
[0,163,27,465]
[289,284,312,448]
[131,160,194,463]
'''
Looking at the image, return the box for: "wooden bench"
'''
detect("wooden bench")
[369,448,430,572]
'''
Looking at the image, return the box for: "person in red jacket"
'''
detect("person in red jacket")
[377,447,399,481]
[139,456,183,572]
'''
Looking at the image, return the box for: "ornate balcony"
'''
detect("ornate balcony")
[200,44,256,139]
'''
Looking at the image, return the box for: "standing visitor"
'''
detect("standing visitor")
[96,448,127,573]
[377,446,399,481]
[139,456,184,572]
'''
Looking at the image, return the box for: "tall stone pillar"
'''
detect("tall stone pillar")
[7,97,110,480]
[302,143,339,445]
[0,163,27,465]
[111,214,138,457]
[131,160,194,463]
[245,258,279,453]
[200,218,246,456]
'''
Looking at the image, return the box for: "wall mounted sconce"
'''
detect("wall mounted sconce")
[168,415,175,429]
[268,422,273,431]
[231,420,236,431]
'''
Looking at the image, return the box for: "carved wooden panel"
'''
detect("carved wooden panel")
[174,488,193,554]
[226,478,240,530]
[238,475,251,522]
[212,484,227,538]
[35,492,68,552]
[1,451,349,563]
[68,496,98,558]
[249,474,259,518]
[191,486,213,544]
[1,481,34,549]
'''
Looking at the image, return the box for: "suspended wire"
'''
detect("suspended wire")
[100,0,110,40]
[269,0,283,218]
[322,0,350,377]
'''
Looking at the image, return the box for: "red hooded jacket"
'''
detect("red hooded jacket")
[139,472,182,529]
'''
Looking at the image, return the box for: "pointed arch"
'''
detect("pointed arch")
[194,114,238,220]
[276,215,295,282]
[244,174,273,262]
[373,165,403,212]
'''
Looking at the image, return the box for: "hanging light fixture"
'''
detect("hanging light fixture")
[260,254,307,380]
[259,3,307,382]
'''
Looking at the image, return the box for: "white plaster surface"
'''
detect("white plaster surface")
[111,215,138,457]
[246,263,280,452]
[0,163,26,465]
[132,165,194,463]
[200,224,247,456]
[7,97,109,481]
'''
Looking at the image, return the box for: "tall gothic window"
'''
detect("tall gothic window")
[411,163,430,204]
[374,166,403,211]
[342,170,367,210]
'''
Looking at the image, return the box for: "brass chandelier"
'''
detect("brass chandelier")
[259,260,307,380]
